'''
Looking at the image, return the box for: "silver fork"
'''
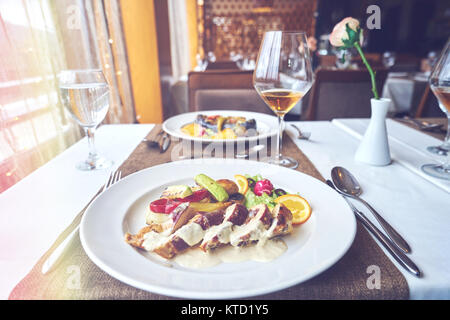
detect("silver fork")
[41,169,122,274]
[143,130,171,153]
[290,124,311,140]
[143,130,164,148]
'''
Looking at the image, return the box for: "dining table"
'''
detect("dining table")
[1,118,449,300]
[382,72,429,115]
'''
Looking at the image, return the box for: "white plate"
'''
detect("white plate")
[80,159,356,299]
[162,110,278,143]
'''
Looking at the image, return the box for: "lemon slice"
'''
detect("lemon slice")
[234,174,249,194]
[275,194,312,225]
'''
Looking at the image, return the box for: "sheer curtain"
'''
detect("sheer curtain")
[0,0,135,193]
[168,0,192,80]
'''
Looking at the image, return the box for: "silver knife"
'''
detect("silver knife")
[160,133,171,153]
[326,180,421,278]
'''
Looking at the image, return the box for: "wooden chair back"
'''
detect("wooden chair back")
[187,70,271,114]
[391,54,420,72]
[414,85,446,118]
[352,53,383,68]
[205,61,239,70]
[303,67,389,120]
[318,55,337,68]
[319,53,382,69]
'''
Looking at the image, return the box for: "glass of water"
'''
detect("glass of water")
[59,69,113,171]
[382,51,396,68]
[335,49,352,69]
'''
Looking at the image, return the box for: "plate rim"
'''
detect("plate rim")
[162,110,278,143]
[80,159,357,299]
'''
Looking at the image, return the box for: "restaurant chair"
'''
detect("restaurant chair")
[391,53,421,72]
[187,70,272,115]
[318,55,337,68]
[302,67,388,121]
[319,53,382,69]
[413,85,445,118]
[205,60,239,70]
[352,53,383,68]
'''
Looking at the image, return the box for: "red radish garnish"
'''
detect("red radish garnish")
[254,179,274,196]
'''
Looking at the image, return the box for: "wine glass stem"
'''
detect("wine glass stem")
[444,115,450,170]
[276,115,285,160]
[84,127,98,161]
[445,115,450,149]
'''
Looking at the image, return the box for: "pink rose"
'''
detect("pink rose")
[307,36,317,52]
[329,17,360,47]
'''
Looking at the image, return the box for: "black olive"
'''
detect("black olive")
[229,193,245,201]
[247,178,256,189]
[228,193,245,204]
[195,115,218,132]
[243,119,257,130]
[273,188,287,197]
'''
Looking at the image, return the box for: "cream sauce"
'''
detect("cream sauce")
[173,239,287,269]
[176,222,205,246]
[230,219,268,246]
[141,216,288,269]
[202,221,233,244]
[142,230,170,251]
[142,222,205,250]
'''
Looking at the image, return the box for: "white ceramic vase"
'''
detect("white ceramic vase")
[354,98,392,166]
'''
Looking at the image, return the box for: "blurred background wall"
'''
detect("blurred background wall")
[315,0,450,55]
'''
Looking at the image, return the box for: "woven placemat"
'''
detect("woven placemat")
[9,125,409,300]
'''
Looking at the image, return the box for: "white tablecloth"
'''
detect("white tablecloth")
[333,119,450,193]
[382,72,429,114]
[1,121,449,299]
[285,121,450,299]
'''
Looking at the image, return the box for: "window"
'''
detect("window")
[0,0,82,192]
[0,0,135,193]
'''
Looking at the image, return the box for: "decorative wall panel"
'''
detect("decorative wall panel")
[201,0,317,60]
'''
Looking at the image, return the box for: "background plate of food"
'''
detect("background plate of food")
[80,159,356,299]
[162,110,278,143]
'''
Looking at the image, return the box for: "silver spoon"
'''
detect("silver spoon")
[427,145,448,156]
[401,116,443,131]
[143,130,164,148]
[331,166,411,254]
[236,144,266,159]
[326,180,421,277]
[290,124,311,140]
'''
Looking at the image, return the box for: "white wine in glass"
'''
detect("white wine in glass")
[422,39,450,180]
[254,31,314,168]
[260,89,305,115]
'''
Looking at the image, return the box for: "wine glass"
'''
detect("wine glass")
[426,101,450,156]
[422,40,450,180]
[335,49,352,69]
[427,51,438,71]
[59,69,113,171]
[382,51,396,68]
[254,31,314,168]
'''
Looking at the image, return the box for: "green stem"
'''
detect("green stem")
[354,42,379,99]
